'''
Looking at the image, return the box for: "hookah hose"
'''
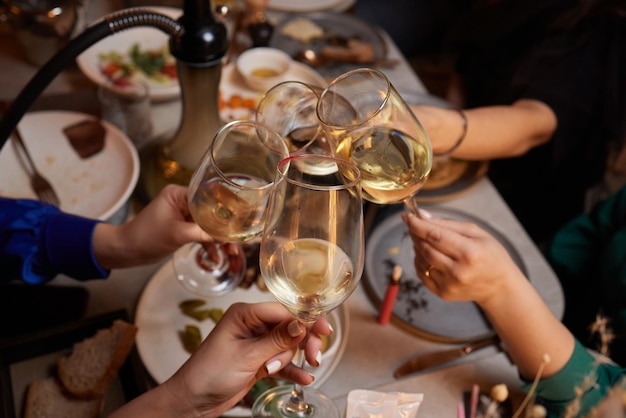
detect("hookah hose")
[0,8,183,149]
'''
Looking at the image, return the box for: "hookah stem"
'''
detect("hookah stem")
[0,8,182,149]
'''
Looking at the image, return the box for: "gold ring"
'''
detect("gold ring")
[424,266,432,278]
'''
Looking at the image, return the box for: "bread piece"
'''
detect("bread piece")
[24,377,102,418]
[57,319,138,399]
[63,119,106,159]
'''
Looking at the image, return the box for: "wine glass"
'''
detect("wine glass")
[256,80,331,158]
[173,120,289,297]
[252,154,364,418]
[316,68,433,214]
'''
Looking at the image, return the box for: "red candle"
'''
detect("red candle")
[378,265,402,325]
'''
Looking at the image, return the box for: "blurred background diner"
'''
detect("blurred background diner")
[357,0,626,251]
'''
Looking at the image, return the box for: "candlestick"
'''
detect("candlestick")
[378,265,402,325]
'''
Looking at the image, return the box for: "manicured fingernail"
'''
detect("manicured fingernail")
[288,320,304,337]
[315,350,322,366]
[265,359,281,374]
[328,322,334,333]
[418,208,432,219]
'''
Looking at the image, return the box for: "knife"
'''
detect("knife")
[393,336,500,379]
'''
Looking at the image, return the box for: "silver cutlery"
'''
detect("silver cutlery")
[12,128,60,206]
[394,336,500,378]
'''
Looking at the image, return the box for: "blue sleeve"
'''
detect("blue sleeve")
[0,197,109,284]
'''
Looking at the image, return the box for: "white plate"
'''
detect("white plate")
[219,61,327,123]
[268,0,345,12]
[76,7,182,102]
[135,259,349,417]
[0,111,139,221]
[269,12,387,79]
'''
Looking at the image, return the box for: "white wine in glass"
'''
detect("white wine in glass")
[252,154,364,418]
[336,125,431,206]
[317,68,433,213]
[173,120,289,297]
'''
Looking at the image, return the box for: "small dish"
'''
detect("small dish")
[236,47,293,92]
[0,110,139,222]
[135,259,349,417]
[219,60,326,123]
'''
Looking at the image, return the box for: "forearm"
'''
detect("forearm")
[413,99,557,159]
[91,222,150,270]
[91,223,128,269]
[480,271,574,380]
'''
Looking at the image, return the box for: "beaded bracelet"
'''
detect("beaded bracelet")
[441,108,467,156]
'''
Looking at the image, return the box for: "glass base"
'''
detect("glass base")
[251,385,340,418]
[173,242,246,298]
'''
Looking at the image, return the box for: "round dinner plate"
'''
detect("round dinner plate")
[400,91,490,202]
[135,260,349,417]
[269,12,387,79]
[76,7,182,102]
[418,159,490,202]
[268,0,353,13]
[364,206,526,343]
[219,61,327,122]
[0,110,139,221]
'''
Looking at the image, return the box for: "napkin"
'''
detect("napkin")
[345,389,424,418]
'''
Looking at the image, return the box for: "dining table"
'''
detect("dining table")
[0,1,565,416]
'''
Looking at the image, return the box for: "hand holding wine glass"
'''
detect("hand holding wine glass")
[252,154,364,418]
[316,68,433,213]
[173,120,289,297]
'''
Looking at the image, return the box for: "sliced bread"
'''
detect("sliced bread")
[24,377,102,418]
[57,319,138,399]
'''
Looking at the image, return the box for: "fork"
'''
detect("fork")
[12,128,60,206]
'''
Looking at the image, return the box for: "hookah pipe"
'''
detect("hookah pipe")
[0,0,227,152]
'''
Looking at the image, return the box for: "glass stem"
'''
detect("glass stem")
[197,242,230,277]
[404,195,421,216]
[284,340,310,415]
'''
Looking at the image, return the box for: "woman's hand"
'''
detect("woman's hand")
[111,302,333,418]
[402,210,526,306]
[402,210,575,379]
[93,184,212,269]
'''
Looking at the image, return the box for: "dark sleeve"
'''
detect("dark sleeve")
[510,14,625,183]
[0,197,109,284]
[521,339,625,418]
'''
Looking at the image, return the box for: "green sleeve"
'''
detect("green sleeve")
[548,184,626,279]
[521,339,625,417]
[547,184,626,366]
